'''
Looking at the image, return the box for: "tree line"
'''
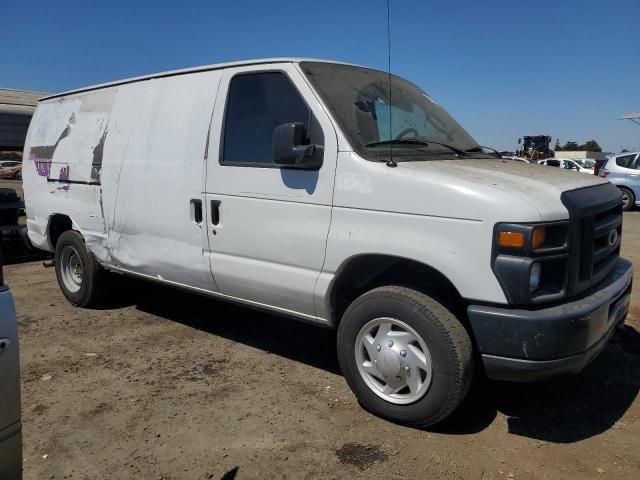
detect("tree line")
[554,139,602,152]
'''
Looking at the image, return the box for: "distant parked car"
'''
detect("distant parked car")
[0,249,21,479]
[0,161,21,169]
[538,158,593,175]
[0,164,22,180]
[597,152,640,211]
[572,158,596,174]
[574,158,596,170]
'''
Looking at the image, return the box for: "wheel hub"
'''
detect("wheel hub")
[59,245,83,293]
[355,317,433,405]
[376,349,402,377]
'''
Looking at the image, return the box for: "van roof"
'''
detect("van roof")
[41,57,359,101]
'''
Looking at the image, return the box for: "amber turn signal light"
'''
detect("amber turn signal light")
[497,231,525,248]
[531,226,547,250]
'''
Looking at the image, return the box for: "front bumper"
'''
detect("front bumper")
[468,258,632,382]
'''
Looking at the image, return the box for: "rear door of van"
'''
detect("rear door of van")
[203,63,337,318]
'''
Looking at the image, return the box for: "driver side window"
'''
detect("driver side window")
[221,72,322,166]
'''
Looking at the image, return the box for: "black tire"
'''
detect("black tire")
[337,286,474,427]
[54,230,110,307]
[619,187,635,212]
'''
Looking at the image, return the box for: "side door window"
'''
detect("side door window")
[221,72,323,166]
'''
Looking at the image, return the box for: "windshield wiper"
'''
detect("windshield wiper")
[465,145,501,158]
[366,139,468,156]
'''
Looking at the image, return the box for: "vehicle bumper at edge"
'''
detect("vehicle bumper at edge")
[467,258,633,382]
[0,422,21,480]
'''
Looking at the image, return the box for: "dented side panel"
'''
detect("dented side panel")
[24,71,221,296]
[23,89,116,257]
[93,71,221,291]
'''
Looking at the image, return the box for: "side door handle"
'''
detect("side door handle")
[190,199,203,224]
[211,200,221,226]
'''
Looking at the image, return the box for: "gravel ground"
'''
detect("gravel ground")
[4,199,640,480]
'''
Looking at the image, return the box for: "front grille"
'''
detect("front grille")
[562,184,623,296]
[578,204,622,284]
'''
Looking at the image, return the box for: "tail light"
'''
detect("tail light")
[599,171,610,178]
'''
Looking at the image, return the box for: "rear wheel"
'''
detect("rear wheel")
[54,230,110,307]
[337,286,474,427]
[619,187,635,211]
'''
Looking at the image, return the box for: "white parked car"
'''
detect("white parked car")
[538,158,594,175]
[573,158,596,175]
[22,58,632,427]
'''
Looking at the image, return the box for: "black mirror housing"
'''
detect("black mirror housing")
[272,122,323,169]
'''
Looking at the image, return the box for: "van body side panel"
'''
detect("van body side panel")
[104,72,221,291]
[23,89,116,255]
[204,64,338,318]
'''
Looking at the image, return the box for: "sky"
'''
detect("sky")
[1,0,639,152]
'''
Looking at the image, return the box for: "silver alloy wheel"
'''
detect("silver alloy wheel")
[622,191,631,208]
[60,245,83,293]
[355,317,433,405]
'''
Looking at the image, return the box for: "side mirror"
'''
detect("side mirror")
[272,122,323,169]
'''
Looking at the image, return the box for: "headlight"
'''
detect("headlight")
[493,222,569,304]
[529,263,541,291]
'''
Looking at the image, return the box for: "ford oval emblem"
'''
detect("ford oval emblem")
[608,229,618,248]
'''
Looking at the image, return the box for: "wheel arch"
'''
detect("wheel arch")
[47,213,80,248]
[327,253,467,328]
[617,185,636,210]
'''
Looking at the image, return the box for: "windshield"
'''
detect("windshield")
[300,62,481,160]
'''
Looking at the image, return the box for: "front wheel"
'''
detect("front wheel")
[337,286,474,427]
[619,187,635,211]
[54,230,111,307]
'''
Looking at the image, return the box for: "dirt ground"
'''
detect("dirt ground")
[4,184,640,479]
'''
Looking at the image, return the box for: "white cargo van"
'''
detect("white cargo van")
[23,58,632,426]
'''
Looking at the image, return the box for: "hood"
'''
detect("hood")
[400,158,607,220]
